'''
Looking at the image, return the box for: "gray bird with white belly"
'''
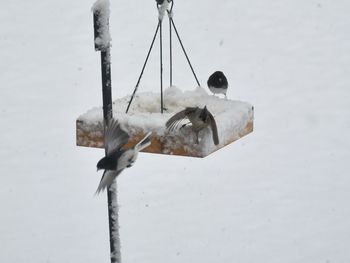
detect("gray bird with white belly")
[96,119,152,194]
[166,106,219,145]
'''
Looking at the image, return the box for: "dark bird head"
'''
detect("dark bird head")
[96,156,117,171]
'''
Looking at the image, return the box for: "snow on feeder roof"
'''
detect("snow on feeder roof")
[76,87,254,158]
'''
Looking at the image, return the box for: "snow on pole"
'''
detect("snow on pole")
[107,182,121,263]
[93,0,112,51]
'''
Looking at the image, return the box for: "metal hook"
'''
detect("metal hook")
[169,0,174,12]
[156,0,173,12]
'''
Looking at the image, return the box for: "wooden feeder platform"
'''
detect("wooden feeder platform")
[76,88,254,158]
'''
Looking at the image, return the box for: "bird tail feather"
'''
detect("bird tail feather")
[94,170,121,195]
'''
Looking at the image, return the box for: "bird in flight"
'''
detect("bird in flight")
[96,119,152,194]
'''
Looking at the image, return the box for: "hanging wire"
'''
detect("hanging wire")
[168,1,174,87]
[169,15,201,87]
[168,6,173,87]
[159,19,164,113]
[126,0,201,113]
[125,21,161,113]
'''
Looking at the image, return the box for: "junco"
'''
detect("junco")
[96,119,152,194]
[166,106,219,145]
[207,71,228,98]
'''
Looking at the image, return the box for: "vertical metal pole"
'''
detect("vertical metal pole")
[94,10,121,263]
[159,19,164,113]
[100,50,113,121]
[101,50,121,263]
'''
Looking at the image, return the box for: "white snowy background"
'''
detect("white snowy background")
[1,0,350,262]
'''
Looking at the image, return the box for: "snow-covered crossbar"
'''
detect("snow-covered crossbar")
[76,87,254,157]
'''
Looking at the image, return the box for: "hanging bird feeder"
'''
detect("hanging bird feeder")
[77,0,254,158]
[77,1,253,263]
[77,87,254,158]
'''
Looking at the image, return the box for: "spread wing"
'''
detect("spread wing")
[207,110,219,145]
[166,107,197,131]
[104,118,129,155]
[166,109,188,131]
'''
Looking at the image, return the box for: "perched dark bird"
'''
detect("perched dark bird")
[207,71,228,98]
[166,106,219,145]
[96,119,152,194]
